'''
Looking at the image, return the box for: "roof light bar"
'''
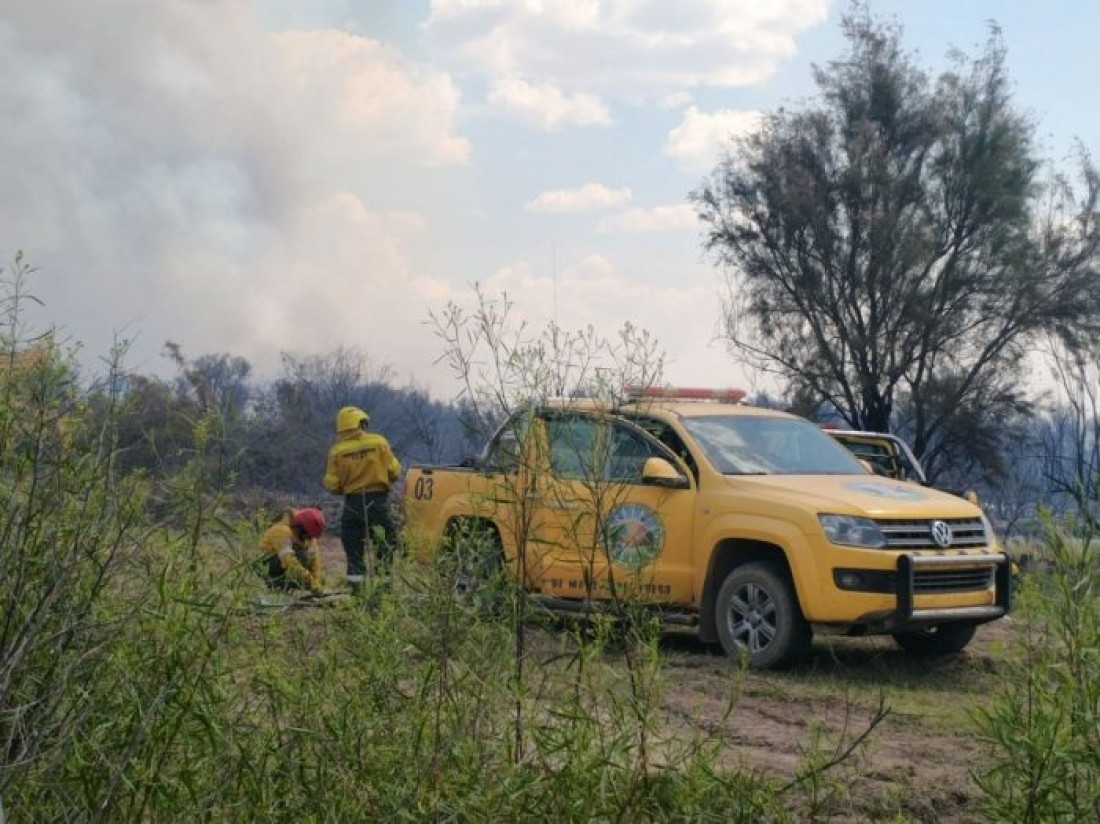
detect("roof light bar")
[623,386,747,403]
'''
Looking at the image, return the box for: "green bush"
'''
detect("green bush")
[7,550,787,821]
[973,513,1099,823]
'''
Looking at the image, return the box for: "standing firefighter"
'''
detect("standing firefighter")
[258,508,326,594]
[324,406,401,592]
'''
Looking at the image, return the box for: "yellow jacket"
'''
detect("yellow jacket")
[324,430,401,495]
[259,518,323,591]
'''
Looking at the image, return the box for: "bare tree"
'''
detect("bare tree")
[429,285,667,763]
[1042,337,1100,529]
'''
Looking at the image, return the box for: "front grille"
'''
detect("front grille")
[914,566,994,593]
[875,517,987,549]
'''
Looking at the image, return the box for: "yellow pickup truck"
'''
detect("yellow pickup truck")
[403,388,1010,668]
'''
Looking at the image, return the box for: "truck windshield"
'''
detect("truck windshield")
[681,416,865,476]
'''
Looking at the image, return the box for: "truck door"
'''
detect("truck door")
[527,412,695,605]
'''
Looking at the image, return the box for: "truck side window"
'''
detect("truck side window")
[544,415,663,483]
[608,425,660,481]
[483,415,529,473]
[485,430,521,473]
[846,442,899,479]
[546,415,598,479]
[627,416,699,482]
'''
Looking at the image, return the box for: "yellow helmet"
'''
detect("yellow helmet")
[336,406,369,433]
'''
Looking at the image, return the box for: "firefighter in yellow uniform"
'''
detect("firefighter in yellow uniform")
[323,406,401,591]
[258,508,326,593]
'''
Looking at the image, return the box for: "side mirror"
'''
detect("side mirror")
[641,456,690,489]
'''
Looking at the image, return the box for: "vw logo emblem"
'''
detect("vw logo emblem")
[930,520,953,548]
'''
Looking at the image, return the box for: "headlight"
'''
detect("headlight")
[818,514,887,548]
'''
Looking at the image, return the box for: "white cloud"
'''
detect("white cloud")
[473,253,746,388]
[598,203,698,233]
[488,77,611,129]
[665,106,763,171]
[429,0,506,18]
[525,183,633,213]
[658,91,693,110]
[426,0,829,104]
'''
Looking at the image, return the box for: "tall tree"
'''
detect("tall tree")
[692,8,1100,478]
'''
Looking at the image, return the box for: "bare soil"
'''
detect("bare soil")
[652,621,1011,822]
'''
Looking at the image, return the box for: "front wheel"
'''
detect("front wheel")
[715,561,811,670]
[892,623,976,655]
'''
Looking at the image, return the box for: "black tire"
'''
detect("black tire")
[892,623,976,655]
[442,520,506,605]
[714,561,811,670]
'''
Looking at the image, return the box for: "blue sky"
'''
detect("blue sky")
[1,1,1096,398]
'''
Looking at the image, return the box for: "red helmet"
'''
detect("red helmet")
[292,508,326,540]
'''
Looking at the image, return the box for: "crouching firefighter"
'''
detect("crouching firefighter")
[258,508,326,594]
[323,406,402,593]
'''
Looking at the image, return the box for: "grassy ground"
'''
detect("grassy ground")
[310,535,1014,822]
[498,617,1009,823]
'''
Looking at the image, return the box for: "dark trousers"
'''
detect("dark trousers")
[341,491,398,582]
[258,549,311,592]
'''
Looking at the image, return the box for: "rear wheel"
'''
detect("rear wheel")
[715,561,811,669]
[892,623,976,655]
[441,520,506,607]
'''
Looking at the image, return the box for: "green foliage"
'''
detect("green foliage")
[0,318,132,818]
[5,550,790,821]
[973,514,1099,822]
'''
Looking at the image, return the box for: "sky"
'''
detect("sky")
[1,0,1097,400]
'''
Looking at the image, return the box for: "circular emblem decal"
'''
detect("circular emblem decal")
[606,503,665,568]
[843,481,927,502]
[930,520,953,548]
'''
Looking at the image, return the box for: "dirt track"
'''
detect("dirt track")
[653,622,1010,822]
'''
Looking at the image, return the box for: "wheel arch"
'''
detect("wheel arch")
[699,538,797,644]
[443,514,503,546]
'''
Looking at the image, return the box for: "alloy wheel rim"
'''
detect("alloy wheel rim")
[728,583,777,653]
